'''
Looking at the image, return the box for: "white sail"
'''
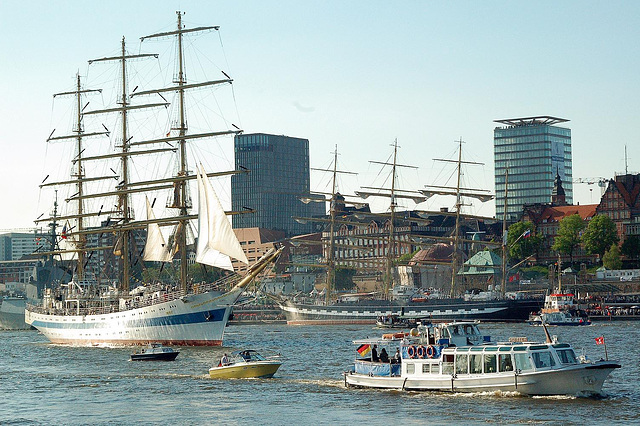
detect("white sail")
[195,164,249,270]
[57,235,77,262]
[142,197,173,262]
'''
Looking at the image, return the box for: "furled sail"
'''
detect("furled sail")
[142,196,173,262]
[195,164,249,270]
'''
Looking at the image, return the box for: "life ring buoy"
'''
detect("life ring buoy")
[426,345,436,359]
[407,345,417,358]
[416,345,425,358]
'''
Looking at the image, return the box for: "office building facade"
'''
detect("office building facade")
[232,133,324,236]
[494,116,573,221]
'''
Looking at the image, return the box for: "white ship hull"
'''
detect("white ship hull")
[25,288,242,346]
[345,361,618,396]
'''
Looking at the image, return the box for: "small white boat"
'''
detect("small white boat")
[529,310,591,326]
[529,292,591,326]
[208,350,281,379]
[344,321,620,396]
[130,343,180,361]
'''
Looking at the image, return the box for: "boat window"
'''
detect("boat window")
[531,351,556,369]
[422,363,430,374]
[430,363,439,374]
[442,354,454,375]
[484,354,497,373]
[499,354,514,372]
[441,328,451,338]
[406,363,415,374]
[455,354,468,375]
[469,354,482,374]
[556,349,578,365]
[514,353,533,371]
[499,347,512,352]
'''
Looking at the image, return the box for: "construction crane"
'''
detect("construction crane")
[573,177,608,197]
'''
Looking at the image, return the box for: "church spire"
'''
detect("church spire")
[552,168,567,205]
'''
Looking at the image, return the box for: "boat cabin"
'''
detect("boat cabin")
[401,342,580,379]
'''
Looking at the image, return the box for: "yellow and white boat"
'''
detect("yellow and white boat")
[209,350,282,379]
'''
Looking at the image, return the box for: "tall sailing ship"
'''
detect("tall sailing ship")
[280,140,543,324]
[25,12,281,346]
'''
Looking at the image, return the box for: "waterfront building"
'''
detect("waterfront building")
[596,173,640,243]
[232,227,286,274]
[494,116,573,222]
[0,231,40,261]
[231,133,324,236]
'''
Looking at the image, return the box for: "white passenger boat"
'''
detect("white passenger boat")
[343,321,620,396]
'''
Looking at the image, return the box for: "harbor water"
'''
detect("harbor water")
[1,322,638,425]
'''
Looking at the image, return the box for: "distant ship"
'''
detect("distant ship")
[279,140,543,324]
[25,12,281,346]
[0,297,30,330]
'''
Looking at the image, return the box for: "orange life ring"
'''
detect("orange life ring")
[407,345,417,358]
[426,345,436,358]
[416,345,425,358]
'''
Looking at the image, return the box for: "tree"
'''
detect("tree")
[552,214,585,264]
[621,235,640,266]
[602,244,622,270]
[581,214,619,259]
[188,263,226,284]
[506,221,542,263]
[334,267,356,291]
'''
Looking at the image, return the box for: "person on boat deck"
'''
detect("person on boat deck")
[393,348,401,363]
[379,348,389,363]
[372,345,379,362]
[220,353,230,366]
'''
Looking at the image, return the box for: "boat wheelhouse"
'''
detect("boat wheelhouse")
[344,321,620,396]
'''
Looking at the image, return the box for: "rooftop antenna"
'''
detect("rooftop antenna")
[625,145,628,175]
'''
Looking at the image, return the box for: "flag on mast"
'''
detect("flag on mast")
[595,336,605,345]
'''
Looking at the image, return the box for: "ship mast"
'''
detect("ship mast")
[38,74,108,279]
[429,138,492,298]
[356,140,425,299]
[138,11,242,292]
[85,38,162,292]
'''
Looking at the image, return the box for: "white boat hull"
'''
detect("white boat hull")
[25,288,242,346]
[345,361,619,396]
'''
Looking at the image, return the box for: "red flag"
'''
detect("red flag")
[595,336,605,345]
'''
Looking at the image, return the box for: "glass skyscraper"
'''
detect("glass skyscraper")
[231,133,324,236]
[494,116,573,221]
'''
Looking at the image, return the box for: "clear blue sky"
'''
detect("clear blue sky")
[1,1,639,229]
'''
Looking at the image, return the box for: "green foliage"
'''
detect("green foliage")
[506,221,542,262]
[621,235,640,262]
[519,265,548,279]
[581,214,619,258]
[334,267,356,291]
[188,263,226,284]
[602,244,623,270]
[141,264,177,284]
[396,250,419,265]
[552,214,585,263]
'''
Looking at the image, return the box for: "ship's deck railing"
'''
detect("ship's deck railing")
[26,274,245,317]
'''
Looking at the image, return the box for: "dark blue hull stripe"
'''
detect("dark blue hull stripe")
[30,308,227,330]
